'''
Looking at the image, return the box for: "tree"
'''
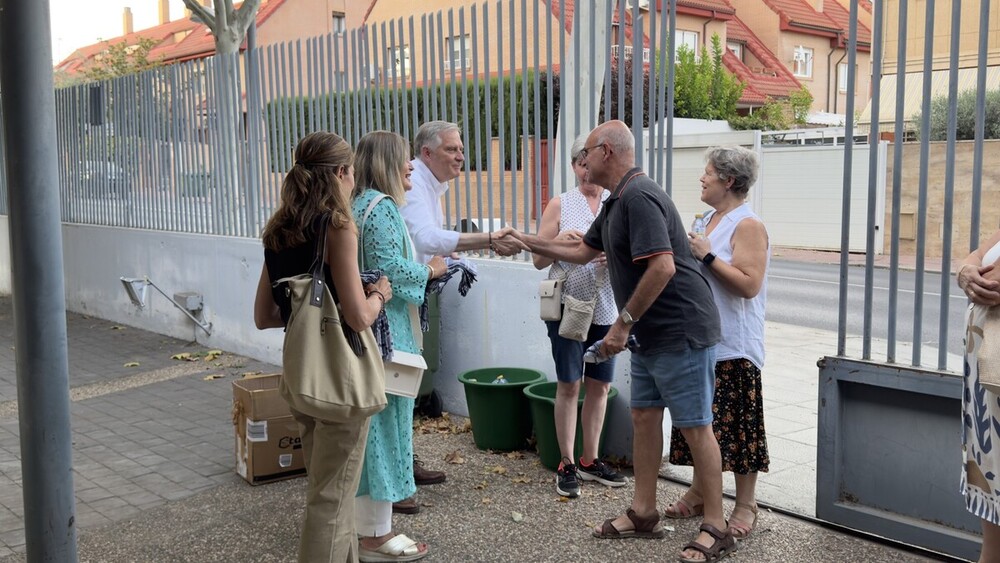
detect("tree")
[658,33,744,121]
[180,0,262,234]
[916,89,1000,141]
[83,37,162,82]
[788,86,813,126]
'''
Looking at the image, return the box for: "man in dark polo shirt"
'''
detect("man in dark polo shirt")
[513,120,734,561]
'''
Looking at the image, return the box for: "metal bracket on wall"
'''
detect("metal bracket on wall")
[120,276,213,336]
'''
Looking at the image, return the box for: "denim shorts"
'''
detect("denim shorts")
[544,321,615,384]
[630,344,717,428]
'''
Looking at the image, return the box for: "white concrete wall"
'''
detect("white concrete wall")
[0,217,640,457]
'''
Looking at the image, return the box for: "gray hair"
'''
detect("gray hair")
[414,120,461,153]
[706,146,759,196]
[570,132,591,163]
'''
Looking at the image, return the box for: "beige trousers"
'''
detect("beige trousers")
[292,409,370,563]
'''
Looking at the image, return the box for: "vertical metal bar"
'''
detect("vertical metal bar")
[912,0,936,366]
[373,23,385,131]
[589,0,597,132]
[389,20,402,136]
[424,14,435,122]
[970,0,992,249]
[604,0,612,122]
[496,0,506,232]
[532,0,543,232]
[407,16,417,139]
[426,9,440,122]
[631,6,643,167]
[306,37,317,133]
[887,0,909,363]
[836,0,860,356]
[480,3,492,238]
[520,0,529,231]
[509,0,520,232]
[646,1,657,177]
[295,40,306,139]
[331,34,343,136]
[0,0,78,558]
[655,0,668,186]
[545,0,555,201]
[460,9,473,232]
[937,0,963,370]
[665,0,676,196]
[447,9,460,224]
[862,0,883,360]
[246,22,263,236]
[413,14,433,122]
[616,0,625,121]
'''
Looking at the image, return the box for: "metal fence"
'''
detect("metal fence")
[0,0,687,240]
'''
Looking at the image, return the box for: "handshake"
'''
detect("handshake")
[488,227,530,257]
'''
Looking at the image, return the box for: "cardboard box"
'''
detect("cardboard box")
[232,374,306,485]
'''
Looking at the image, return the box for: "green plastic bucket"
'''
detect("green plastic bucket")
[458,367,546,451]
[523,381,619,471]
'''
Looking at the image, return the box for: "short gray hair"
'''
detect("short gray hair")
[414,121,461,153]
[570,131,591,163]
[706,146,759,196]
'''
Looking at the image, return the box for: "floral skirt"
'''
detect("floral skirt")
[962,302,1000,524]
[669,358,770,474]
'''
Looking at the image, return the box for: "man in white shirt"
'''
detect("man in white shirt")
[401,120,523,263]
[393,121,523,515]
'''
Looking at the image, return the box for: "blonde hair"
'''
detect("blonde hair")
[353,130,410,206]
[261,131,354,251]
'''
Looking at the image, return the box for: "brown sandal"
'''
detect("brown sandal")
[728,502,759,540]
[592,508,666,539]
[678,523,737,562]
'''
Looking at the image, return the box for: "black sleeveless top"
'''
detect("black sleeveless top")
[263,225,338,326]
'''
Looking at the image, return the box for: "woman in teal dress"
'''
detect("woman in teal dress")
[350,131,446,562]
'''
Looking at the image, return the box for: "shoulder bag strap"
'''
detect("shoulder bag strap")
[308,212,331,309]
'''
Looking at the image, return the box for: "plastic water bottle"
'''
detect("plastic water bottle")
[583,335,640,364]
[691,213,706,238]
[491,374,509,384]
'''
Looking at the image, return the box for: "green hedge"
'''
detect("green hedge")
[265,71,561,173]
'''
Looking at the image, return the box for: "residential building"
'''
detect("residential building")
[736,0,872,118]
[860,0,1000,132]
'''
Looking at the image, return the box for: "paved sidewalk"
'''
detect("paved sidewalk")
[0,294,963,561]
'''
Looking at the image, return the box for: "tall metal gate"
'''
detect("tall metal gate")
[816,1,993,559]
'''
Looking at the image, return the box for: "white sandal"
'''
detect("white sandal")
[358,534,428,563]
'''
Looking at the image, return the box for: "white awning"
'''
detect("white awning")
[858,66,1000,128]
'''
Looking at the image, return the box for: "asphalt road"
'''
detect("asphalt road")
[766,258,968,360]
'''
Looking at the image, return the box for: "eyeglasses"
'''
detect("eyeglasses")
[578,143,606,160]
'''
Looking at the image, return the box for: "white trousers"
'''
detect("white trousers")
[355,495,392,537]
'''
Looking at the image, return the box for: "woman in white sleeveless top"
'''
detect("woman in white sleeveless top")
[666,146,770,541]
[957,229,1000,562]
[531,133,624,499]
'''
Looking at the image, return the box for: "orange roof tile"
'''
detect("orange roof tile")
[822,0,872,48]
[760,0,840,35]
[671,0,736,16]
[724,16,803,105]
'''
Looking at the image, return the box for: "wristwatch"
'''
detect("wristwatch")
[620,309,636,326]
[702,252,717,266]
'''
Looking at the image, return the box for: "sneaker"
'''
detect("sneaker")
[578,458,627,487]
[555,461,580,498]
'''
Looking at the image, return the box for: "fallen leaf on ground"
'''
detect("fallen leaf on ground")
[556,496,570,503]
[420,501,435,507]
[473,480,488,490]
[241,371,262,378]
[444,450,465,464]
[511,475,532,484]
[202,374,224,380]
[504,451,525,460]
[123,362,140,368]
[481,497,492,504]
[511,511,524,522]
[111,326,125,331]
[487,465,507,475]
[171,352,197,361]
[204,350,223,361]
